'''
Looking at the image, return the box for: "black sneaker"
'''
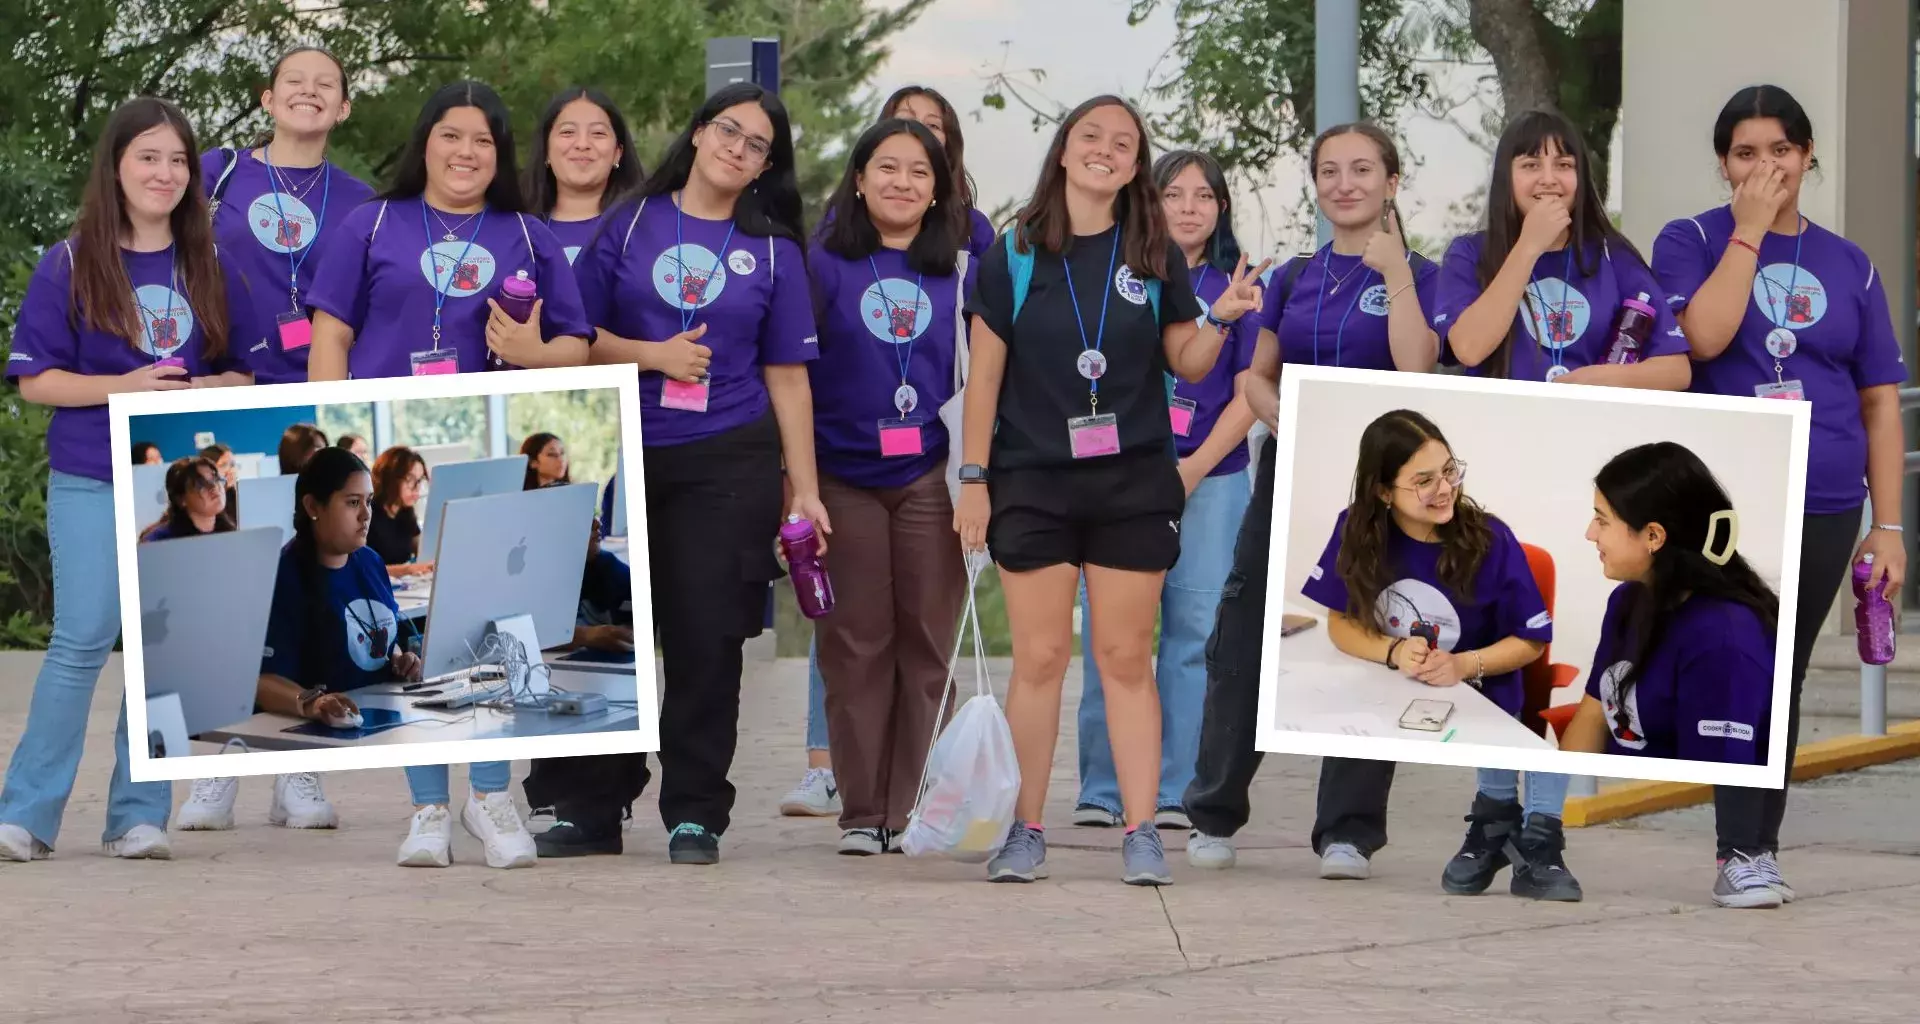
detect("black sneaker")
[535,819,623,858]
[1507,814,1583,902]
[1441,792,1521,895]
[668,822,721,865]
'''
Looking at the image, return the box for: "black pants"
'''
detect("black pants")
[522,413,785,836]
[1712,507,1860,858]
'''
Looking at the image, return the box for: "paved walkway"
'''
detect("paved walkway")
[1,651,1915,1023]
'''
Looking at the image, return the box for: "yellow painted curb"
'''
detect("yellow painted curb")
[1564,720,1920,827]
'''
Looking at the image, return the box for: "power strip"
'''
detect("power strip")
[546,692,608,716]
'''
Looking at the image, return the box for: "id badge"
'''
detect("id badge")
[1168,397,1198,438]
[1067,413,1121,460]
[409,349,459,376]
[877,418,925,457]
[1755,379,1806,401]
[276,311,313,352]
[662,377,711,413]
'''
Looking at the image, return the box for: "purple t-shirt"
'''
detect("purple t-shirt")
[1652,206,1907,515]
[8,241,257,483]
[303,199,594,380]
[202,148,377,384]
[808,246,974,490]
[575,196,818,447]
[1583,582,1774,764]
[1432,232,1688,381]
[1300,508,1552,717]
[1256,248,1442,371]
[1176,261,1259,475]
[966,208,995,259]
[546,214,604,267]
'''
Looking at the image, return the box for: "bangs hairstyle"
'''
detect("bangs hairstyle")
[70,97,232,358]
[619,82,805,248]
[524,87,644,217]
[819,118,961,276]
[1713,84,1820,169]
[1013,94,1169,280]
[371,445,428,511]
[1335,410,1492,628]
[880,85,977,211]
[1476,109,1646,380]
[381,81,525,212]
[1309,122,1408,234]
[1594,442,1779,715]
[1153,149,1242,274]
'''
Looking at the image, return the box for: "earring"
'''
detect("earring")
[930,198,938,207]
[856,190,863,199]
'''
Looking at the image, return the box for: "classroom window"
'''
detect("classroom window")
[505,390,622,493]
[389,397,487,456]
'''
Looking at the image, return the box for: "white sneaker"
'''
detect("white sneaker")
[175,777,239,831]
[779,768,839,817]
[105,824,171,860]
[0,823,49,862]
[1318,841,1371,880]
[462,792,537,869]
[398,805,453,867]
[1186,831,1237,869]
[270,773,339,829]
[526,805,557,834]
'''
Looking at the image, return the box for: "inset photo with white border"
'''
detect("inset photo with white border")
[111,365,658,782]
[1256,365,1811,789]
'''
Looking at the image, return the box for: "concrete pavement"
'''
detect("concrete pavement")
[0,650,1915,1023]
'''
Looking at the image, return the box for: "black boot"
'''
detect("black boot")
[1441,792,1521,895]
[535,805,623,858]
[1507,813,1583,902]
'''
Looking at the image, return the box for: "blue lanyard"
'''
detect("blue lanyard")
[1310,246,1370,366]
[1061,230,1121,401]
[1757,221,1805,334]
[134,245,182,362]
[421,201,486,352]
[674,195,737,335]
[1523,248,1576,371]
[866,255,924,392]
[263,143,331,311]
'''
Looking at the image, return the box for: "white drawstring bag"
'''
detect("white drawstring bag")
[900,550,1020,862]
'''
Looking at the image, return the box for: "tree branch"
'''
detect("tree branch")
[141,1,240,97]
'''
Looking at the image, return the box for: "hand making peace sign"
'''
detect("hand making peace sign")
[1205,252,1275,324]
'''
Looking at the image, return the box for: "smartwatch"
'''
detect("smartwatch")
[958,463,988,484]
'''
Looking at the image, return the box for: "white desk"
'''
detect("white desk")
[1273,604,1552,751]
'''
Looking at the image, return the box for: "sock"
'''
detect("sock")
[1025,821,1044,832]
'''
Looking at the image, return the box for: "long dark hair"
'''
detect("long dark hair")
[141,455,236,540]
[371,445,428,513]
[1477,109,1645,379]
[819,119,960,276]
[1309,122,1409,240]
[1153,149,1242,275]
[381,81,525,212]
[1336,410,1492,627]
[520,432,569,489]
[278,423,329,476]
[523,87,643,217]
[879,85,977,211]
[1713,83,1820,179]
[290,447,372,689]
[620,82,804,248]
[1594,442,1779,714]
[1012,95,1169,280]
[132,441,160,464]
[69,97,231,357]
[246,46,351,150]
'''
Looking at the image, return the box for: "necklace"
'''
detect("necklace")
[1324,250,1365,294]
[430,209,479,242]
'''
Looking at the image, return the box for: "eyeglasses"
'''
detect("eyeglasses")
[190,473,223,494]
[704,118,772,164]
[1396,460,1467,500]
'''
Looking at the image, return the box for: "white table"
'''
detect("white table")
[1272,603,1552,751]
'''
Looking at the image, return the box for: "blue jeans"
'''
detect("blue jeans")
[805,635,829,752]
[0,471,173,847]
[1077,468,1251,814]
[1477,767,1570,818]
[405,761,512,805]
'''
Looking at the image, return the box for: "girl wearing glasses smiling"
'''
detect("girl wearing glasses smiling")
[1300,410,1583,902]
[138,456,237,541]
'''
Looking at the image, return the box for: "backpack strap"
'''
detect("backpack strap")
[953,249,971,394]
[208,148,240,217]
[1004,230,1034,324]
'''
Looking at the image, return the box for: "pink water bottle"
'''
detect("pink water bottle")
[779,514,835,619]
[492,270,538,370]
[1854,554,1897,665]
[1604,292,1656,365]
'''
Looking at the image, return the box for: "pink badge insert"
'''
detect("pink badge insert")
[662,378,711,413]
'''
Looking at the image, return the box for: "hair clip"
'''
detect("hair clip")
[1703,509,1739,566]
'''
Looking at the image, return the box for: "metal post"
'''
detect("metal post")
[371,401,393,454]
[1313,0,1360,247]
[485,394,509,460]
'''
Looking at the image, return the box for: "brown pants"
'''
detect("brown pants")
[815,466,967,830]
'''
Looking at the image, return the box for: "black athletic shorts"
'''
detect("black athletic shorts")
[986,450,1184,573]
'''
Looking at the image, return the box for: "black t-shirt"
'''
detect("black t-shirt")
[964,225,1202,471]
[368,504,419,568]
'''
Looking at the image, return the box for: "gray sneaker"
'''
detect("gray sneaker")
[1319,841,1371,880]
[1122,827,1173,886]
[1713,853,1784,909]
[1754,851,1796,902]
[1186,831,1236,870]
[987,823,1048,882]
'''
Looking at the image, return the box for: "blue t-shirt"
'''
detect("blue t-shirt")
[579,549,633,627]
[262,543,408,693]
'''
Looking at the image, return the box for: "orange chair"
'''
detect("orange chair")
[1518,542,1582,740]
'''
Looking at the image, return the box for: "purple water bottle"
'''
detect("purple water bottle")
[1853,554,1897,665]
[779,514,835,620]
[1604,292,1656,365]
[492,270,538,370]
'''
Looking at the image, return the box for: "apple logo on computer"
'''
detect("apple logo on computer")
[144,598,169,646]
[507,537,527,576]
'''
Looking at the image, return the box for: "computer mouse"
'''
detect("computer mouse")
[328,710,364,730]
